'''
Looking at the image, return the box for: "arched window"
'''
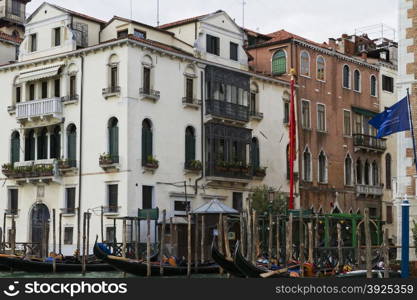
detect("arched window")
[353,70,361,92]
[250,83,259,115]
[185,126,196,165]
[50,126,61,160]
[67,124,77,165]
[303,147,311,182]
[11,131,20,164]
[385,153,392,190]
[364,160,370,185]
[272,50,286,75]
[345,154,352,186]
[142,119,153,165]
[108,118,119,162]
[108,54,119,91]
[25,130,35,161]
[372,161,379,186]
[370,75,377,97]
[283,91,290,124]
[318,150,327,183]
[316,56,325,81]
[356,159,362,184]
[37,128,48,160]
[251,137,260,169]
[343,65,350,88]
[300,51,310,76]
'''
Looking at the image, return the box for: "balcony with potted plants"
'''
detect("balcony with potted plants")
[253,166,267,179]
[2,161,59,184]
[58,158,78,175]
[99,153,120,172]
[142,156,159,173]
[184,160,202,174]
[206,160,252,184]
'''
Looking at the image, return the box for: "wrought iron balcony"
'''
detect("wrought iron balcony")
[249,110,264,121]
[140,88,160,101]
[16,98,63,122]
[102,86,121,98]
[355,184,383,196]
[353,134,386,152]
[182,97,201,108]
[205,99,249,123]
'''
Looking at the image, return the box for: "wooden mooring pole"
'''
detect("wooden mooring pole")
[337,223,343,273]
[383,228,390,278]
[223,215,231,259]
[308,222,313,263]
[187,213,192,278]
[59,213,62,255]
[299,212,304,277]
[52,209,56,254]
[276,216,280,263]
[11,214,16,255]
[268,213,273,269]
[286,213,293,264]
[169,217,174,257]
[122,218,127,258]
[364,208,372,279]
[240,212,246,258]
[246,208,252,261]
[82,212,86,275]
[160,210,166,276]
[147,212,151,277]
[194,214,199,272]
[252,210,257,263]
[201,215,205,264]
[101,206,104,243]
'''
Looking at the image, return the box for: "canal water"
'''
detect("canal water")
[0,271,226,278]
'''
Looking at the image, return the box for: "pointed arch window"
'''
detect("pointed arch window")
[272,50,286,75]
[356,159,362,184]
[37,128,48,160]
[318,151,328,183]
[142,119,153,165]
[372,161,379,186]
[300,51,310,76]
[316,56,325,81]
[353,70,361,92]
[303,147,312,182]
[67,124,77,166]
[25,130,35,161]
[385,153,392,190]
[251,137,260,170]
[344,154,353,186]
[343,65,350,88]
[108,118,119,163]
[364,160,370,185]
[370,75,377,97]
[185,126,196,165]
[50,126,61,160]
[11,131,20,164]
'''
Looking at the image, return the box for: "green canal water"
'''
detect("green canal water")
[0,271,226,278]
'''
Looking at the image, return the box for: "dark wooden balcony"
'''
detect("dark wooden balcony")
[206,161,252,181]
[205,99,249,123]
[353,134,386,152]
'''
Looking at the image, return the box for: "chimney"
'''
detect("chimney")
[361,50,368,61]
[328,38,336,49]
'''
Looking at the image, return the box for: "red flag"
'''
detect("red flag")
[289,71,296,210]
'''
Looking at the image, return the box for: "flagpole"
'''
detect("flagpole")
[406,88,417,173]
[289,69,296,210]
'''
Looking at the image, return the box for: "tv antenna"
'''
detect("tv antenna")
[242,0,247,28]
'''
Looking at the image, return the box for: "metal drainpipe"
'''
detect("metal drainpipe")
[195,69,205,194]
[76,54,85,256]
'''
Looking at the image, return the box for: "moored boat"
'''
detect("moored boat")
[211,241,244,278]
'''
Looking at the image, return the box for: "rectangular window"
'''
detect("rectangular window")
[134,29,146,39]
[142,186,153,209]
[230,42,238,61]
[143,67,151,92]
[64,227,73,245]
[386,206,393,224]
[174,201,188,216]
[29,84,35,100]
[369,207,377,218]
[382,75,394,93]
[54,79,60,97]
[206,35,220,56]
[106,227,115,243]
[317,104,326,132]
[354,113,363,134]
[301,100,310,129]
[250,92,256,114]
[343,110,351,136]
[54,27,61,46]
[185,78,193,101]
[15,86,21,103]
[70,76,76,98]
[233,192,243,212]
[117,30,128,39]
[110,66,118,88]
[30,34,37,52]
[41,81,48,99]
[8,189,18,215]
[11,0,20,16]
[284,101,289,123]
[107,184,118,213]
[65,187,76,214]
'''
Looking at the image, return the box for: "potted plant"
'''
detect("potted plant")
[1,163,14,177]
[99,153,113,165]
[229,161,242,173]
[215,161,229,172]
[254,167,267,177]
[144,155,159,169]
[186,160,202,171]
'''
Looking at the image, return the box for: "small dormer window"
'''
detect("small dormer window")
[207,35,220,56]
[117,30,128,39]
[134,29,146,39]
[230,42,238,61]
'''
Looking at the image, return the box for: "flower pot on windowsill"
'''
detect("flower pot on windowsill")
[144,162,159,169]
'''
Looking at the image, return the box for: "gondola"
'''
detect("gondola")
[233,242,290,278]
[93,241,159,262]
[95,242,219,276]
[0,254,115,273]
[210,240,244,278]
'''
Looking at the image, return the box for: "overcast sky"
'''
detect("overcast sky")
[27,0,398,42]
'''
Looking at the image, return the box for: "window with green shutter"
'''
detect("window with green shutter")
[251,137,260,169]
[272,50,286,75]
[37,128,48,160]
[50,126,61,159]
[185,126,196,164]
[67,124,77,164]
[142,119,153,165]
[25,130,35,161]
[108,118,119,161]
[11,131,20,164]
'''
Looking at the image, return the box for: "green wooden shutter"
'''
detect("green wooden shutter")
[11,134,20,164]
[142,126,152,164]
[142,127,147,164]
[109,124,119,157]
[68,130,76,162]
[185,132,196,163]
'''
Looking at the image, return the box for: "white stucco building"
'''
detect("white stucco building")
[0,3,293,256]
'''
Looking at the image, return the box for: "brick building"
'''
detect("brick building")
[246,29,397,217]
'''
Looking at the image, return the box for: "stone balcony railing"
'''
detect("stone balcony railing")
[16,97,63,122]
[355,184,384,196]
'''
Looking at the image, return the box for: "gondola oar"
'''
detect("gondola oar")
[260,264,300,278]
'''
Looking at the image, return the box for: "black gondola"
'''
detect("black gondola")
[0,254,115,273]
[93,242,159,262]
[210,241,244,278]
[233,242,290,278]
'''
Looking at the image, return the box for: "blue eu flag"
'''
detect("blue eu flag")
[369,97,411,138]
